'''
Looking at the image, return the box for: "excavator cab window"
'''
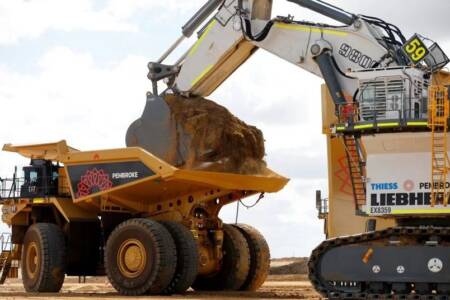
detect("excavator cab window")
[20,160,59,198]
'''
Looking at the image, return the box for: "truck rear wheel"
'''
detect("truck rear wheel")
[233,224,270,291]
[193,224,250,291]
[21,223,66,293]
[105,218,177,295]
[160,221,199,294]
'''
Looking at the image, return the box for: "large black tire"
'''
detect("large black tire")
[105,218,177,295]
[233,224,270,291]
[21,223,66,292]
[193,224,250,291]
[160,221,199,294]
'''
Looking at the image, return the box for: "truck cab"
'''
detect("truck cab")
[20,159,59,199]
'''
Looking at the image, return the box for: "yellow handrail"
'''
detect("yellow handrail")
[428,86,450,206]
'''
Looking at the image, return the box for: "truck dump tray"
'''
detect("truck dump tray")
[4,141,289,214]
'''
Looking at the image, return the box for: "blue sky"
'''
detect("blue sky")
[0,0,449,258]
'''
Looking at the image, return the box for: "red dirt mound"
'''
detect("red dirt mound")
[164,95,267,175]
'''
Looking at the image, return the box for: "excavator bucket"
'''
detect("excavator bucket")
[126,93,267,175]
[126,94,188,166]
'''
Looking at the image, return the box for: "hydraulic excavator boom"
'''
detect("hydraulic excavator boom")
[127,0,427,163]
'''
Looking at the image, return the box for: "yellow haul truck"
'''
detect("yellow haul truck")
[0,141,287,295]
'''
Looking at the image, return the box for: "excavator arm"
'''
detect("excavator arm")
[173,0,392,102]
[126,0,448,164]
[168,0,414,104]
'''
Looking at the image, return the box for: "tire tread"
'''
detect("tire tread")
[160,221,199,294]
[22,223,66,293]
[105,218,177,296]
[192,224,250,291]
[234,224,270,291]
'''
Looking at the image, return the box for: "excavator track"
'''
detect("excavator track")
[309,226,450,299]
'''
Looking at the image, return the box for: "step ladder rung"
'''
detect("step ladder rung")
[429,85,450,207]
[343,134,368,209]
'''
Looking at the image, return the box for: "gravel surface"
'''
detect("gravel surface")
[0,276,322,299]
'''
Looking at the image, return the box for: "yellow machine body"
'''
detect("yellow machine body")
[320,71,450,238]
[320,85,395,238]
[1,141,288,277]
[2,141,287,217]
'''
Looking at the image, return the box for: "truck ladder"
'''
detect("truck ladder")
[0,233,18,284]
[428,85,450,206]
[342,135,367,210]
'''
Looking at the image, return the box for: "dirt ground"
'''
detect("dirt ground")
[0,276,322,300]
[0,258,322,299]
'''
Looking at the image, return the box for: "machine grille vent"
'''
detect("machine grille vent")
[359,78,405,121]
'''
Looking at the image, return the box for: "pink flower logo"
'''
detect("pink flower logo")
[76,168,113,198]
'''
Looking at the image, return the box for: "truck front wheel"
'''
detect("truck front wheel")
[21,223,66,293]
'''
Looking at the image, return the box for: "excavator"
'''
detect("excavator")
[126,0,450,298]
[0,0,449,298]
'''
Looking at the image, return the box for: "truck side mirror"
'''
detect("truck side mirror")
[316,190,322,209]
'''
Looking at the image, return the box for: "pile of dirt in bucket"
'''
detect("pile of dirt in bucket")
[164,95,267,175]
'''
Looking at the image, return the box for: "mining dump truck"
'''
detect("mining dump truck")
[0,141,287,294]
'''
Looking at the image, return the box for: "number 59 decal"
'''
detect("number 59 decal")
[402,34,429,64]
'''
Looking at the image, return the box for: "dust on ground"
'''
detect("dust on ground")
[164,95,267,175]
[0,276,322,299]
[0,259,319,299]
